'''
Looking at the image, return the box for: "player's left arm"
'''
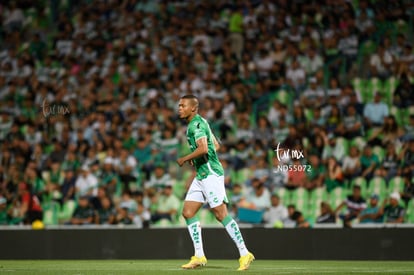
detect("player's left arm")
[212,134,220,151]
[177,137,208,166]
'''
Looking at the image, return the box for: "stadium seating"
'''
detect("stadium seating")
[42,202,59,225]
[350,177,368,197]
[367,177,388,198]
[1,0,413,229]
[372,146,386,162]
[328,187,347,210]
[57,200,77,224]
[405,200,414,223]
[388,177,405,194]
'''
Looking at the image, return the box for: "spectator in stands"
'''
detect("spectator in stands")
[94,196,116,225]
[399,140,414,178]
[301,77,324,108]
[252,157,271,187]
[132,191,151,228]
[118,190,137,215]
[114,148,138,191]
[24,167,45,203]
[401,176,414,207]
[300,48,324,77]
[358,194,382,224]
[305,154,325,191]
[292,105,308,135]
[322,134,347,164]
[231,139,250,170]
[133,137,153,180]
[324,157,344,193]
[242,178,271,211]
[254,116,273,147]
[306,129,325,158]
[286,159,306,190]
[0,197,8,225]
[393,73,414,109]
[277,204,293,227]
[145,163,172,191]
[263,194,288,227]
[369,44,394,79]
[338,28,359,73]
[291,211,310,228]
[16,182,42,225]
[3,2,25,32]
[286,58,306,95]
[374,142,400,182]
[401,115,414,142]
[228,5,244,61]
[316,201,336,224]
[44,161,64,201]
[310,108,327,129]
[272,116,290,146]
[116,207,133,225]
[368,115,405,147]
[363,92,389,128]
[150,184,180,224]
[97,157,119,199]
[75,164,98,199]
[342,146,362,182]
[267,100,282,128]
[60,168,76,205]
[346,91,365,117]
[360,145,380,181]
[236,116,254,143]
[396,44,414,76]
[339,105,364,139]
[378,192,405,224]
[69,196,94,225]
[325,104,343,136]
[335,185,367,228]
[355,9,375,43]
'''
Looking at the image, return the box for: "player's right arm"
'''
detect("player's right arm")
[177,137,208,166]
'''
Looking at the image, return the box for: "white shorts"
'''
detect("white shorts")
[185,175,228,208]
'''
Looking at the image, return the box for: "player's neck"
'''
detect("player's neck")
[186,113,198,123]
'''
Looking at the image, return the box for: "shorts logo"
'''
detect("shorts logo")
[210,191,219,204]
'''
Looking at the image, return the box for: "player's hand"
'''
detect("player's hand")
[176,157,186,166]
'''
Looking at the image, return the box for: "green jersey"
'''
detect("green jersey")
[186,114,224,180]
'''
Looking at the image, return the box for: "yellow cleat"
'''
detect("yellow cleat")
[181,256,207,269]
[237,252,255,271]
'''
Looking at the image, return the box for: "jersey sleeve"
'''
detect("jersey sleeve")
[193,121,207,141]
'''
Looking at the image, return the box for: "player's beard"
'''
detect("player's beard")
[180,113,190,120]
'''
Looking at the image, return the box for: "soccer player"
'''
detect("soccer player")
[176,95,255,271]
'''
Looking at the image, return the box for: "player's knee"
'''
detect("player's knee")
[182,208,195,220]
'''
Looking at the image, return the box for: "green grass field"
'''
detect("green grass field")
[0,260,414,275]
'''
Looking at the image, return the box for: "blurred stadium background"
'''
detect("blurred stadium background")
[0,0,414,250]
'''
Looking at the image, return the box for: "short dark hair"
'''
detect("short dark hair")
[181,94,198,100]
[181,94,199,108]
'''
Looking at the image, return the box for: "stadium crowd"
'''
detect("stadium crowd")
[0,0,413,228]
